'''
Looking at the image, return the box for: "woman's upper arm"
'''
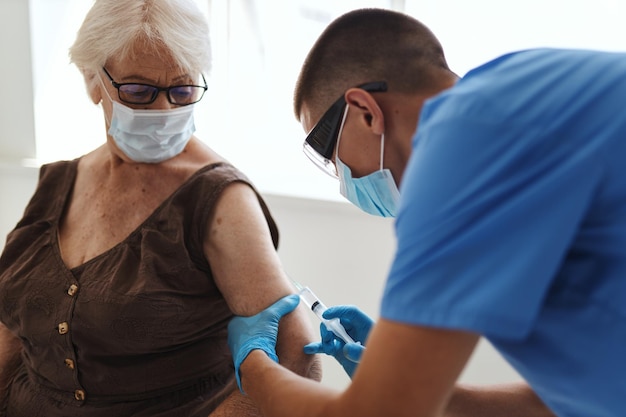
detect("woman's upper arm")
[203,182,287,314]
[0,322,22,392]
[203,182,320,377]
[0,322,21,362]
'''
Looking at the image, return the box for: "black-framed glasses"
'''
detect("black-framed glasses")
[303,81,388,178]
[102,67,208,106]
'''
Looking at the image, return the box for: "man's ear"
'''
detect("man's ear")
[344,88,385,135]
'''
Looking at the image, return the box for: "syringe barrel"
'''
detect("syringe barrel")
[298,287,327,316]
[298,287,356,344]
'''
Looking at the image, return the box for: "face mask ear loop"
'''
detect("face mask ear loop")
[98,72,114,103]
[334,105,350,163]
[379,132,385,172]
[98,72,115,126]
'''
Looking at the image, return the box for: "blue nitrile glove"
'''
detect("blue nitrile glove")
[227,294,300,393]
[303,305,374,378]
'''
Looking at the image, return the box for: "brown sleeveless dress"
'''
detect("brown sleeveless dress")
[0,159,278,416]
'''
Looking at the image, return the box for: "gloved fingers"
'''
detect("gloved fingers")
[303,340,341,355]
[319,324,346,355]
[303,342,324,355]
[322,305,374,327]
[265,294,300,320]
[321,305,361,320]
[320,322,340,343]
[322,305,374,343]
[227,294,300,394]
[304,326,360,379]
[303,339,343,357]
[343,342,365,363]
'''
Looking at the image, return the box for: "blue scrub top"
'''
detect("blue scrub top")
[381,48,626,417]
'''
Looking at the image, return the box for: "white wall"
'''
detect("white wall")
[0,165,38,241]
[0,0,35,162]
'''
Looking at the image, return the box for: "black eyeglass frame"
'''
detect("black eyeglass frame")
[303,81,388,176]
[102,67,208,106]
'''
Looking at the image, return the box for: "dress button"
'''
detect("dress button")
[64,358,75,369]
[67,284,79,296]
[74,389,86,401]
[58,322,69,335]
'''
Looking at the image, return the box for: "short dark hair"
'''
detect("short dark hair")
[294,8,452,121]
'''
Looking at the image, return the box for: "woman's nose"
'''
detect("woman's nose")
[144,91,173,110]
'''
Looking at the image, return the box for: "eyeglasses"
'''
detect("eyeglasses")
[303,81,388,178]
[102,67,208,106]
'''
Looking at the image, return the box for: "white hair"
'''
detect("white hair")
[69,0,211,93]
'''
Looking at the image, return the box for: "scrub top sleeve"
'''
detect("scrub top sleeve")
[381,116,604,340]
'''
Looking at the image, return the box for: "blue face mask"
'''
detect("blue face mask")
[335,106,400,217]
[100,75,195,163]
[108,101,195,163]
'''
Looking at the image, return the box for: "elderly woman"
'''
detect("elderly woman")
[0,0,319,416]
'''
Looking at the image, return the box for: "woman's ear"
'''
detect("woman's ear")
[84,69,102,105]
[344,88,385,135]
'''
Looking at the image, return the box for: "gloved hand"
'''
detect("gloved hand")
[303,305,374,378]
[227,294,300,393]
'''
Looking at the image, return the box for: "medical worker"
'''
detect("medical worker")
[227,8,626,417]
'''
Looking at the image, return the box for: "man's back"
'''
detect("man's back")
[383,48,626,416]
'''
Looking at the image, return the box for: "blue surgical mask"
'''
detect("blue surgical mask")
[335,106,400,217]
[101,76,195,163]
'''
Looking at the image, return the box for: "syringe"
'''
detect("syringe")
[292,280,356,345]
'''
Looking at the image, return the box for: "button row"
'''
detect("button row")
[63,283,84,401]
[58,284,78,335]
